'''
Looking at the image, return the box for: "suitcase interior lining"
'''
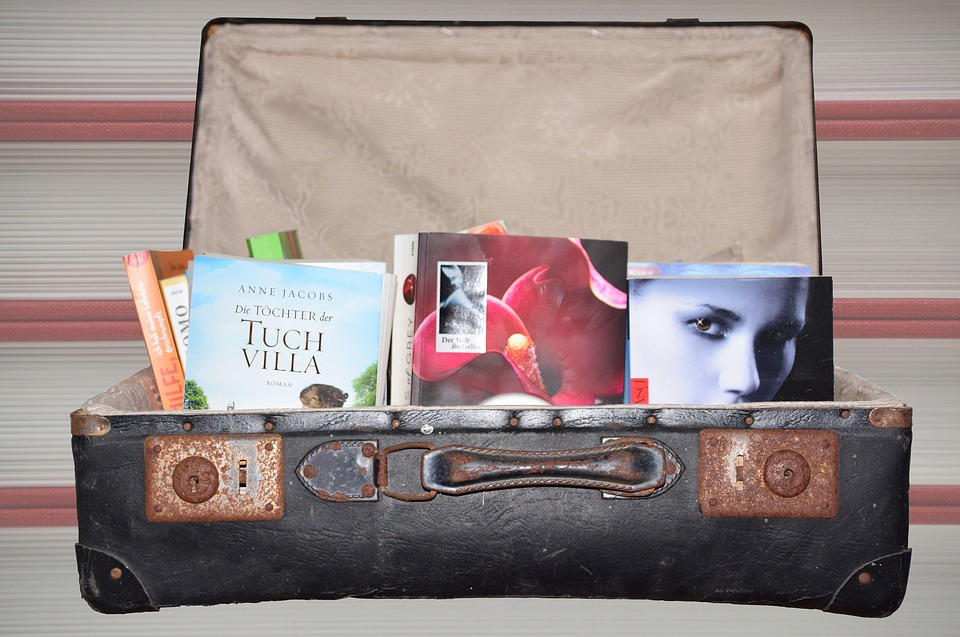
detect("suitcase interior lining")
[187,22,820,271]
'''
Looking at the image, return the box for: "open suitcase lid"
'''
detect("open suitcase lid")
[185,19,820,273]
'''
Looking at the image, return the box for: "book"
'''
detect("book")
[159,273,190,368]
[390,220,508,405]
[121,249,194,410]
[628,262,812,277]
[246,229,303,260]
[183,254,394,410]
[628,275,833,405]
[410,233,628,406]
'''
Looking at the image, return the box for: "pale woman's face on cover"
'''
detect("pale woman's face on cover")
[630,278,809,404]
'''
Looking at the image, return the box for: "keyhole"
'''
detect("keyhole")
[735,454,745,491]
[190,476,200,493]
[239,459,248,495]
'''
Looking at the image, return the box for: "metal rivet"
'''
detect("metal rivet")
[152,444,162,455]
[303,465,317,479]
[508,417,519,427]
[552,417,563,427]
[646,415,657,425]
[744,416,755,425]
[858,572,872,585]
[420,424,434,435]
[708,498,718,507]
[361,484,376,499]
[665,462,677,475]
[265,503,274,512]
[264,422,275,431]
[391,418,401,429]
[840,410,851,419]
[361,443,377,458]
[110,568,123,580]
[154,505,163,513]
[182,422,192,431]
[265,443,274,452]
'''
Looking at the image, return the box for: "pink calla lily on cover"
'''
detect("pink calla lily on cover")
[412,237,626,406]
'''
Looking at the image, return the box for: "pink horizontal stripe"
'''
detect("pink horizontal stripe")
[836,319,960,339]
[0,299,137,322]
[0,486,75,508]
[0,101,195,122]
[911,486,960,523]
[3,321,143,341]
[1,100,959,141]
[816,119,960,141]
[0,487,77,528]
[0,299,141,341]
[0,121,193,142]
[911,485,960,506]
[0,508,78,528]
[816,100,960,120]
[834,298,960,321]
[0,486,953,527]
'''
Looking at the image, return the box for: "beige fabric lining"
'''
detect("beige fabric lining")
[188,22,819,270]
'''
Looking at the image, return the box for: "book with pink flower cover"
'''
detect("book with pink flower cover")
[410,233,628,406]
[391,220,509,405]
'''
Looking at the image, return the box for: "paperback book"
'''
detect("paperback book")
[183,255,394,410]
[121,249,194,410]
[628,275,833,405]
[246,229,303,260]
[159,273,190,367]
[410,233,628,406]
[390,220,508,405]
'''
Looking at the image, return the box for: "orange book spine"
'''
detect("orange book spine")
[122,251,185,410]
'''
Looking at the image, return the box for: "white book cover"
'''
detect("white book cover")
[390,233,419,405]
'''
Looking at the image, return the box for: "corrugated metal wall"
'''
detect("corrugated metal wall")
[2,1,958,634]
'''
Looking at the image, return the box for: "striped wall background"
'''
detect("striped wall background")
[1,1,957,635]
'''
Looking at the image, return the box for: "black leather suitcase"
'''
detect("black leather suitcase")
[70,18,912,617]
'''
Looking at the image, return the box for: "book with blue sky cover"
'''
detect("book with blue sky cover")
[183,255,392,410]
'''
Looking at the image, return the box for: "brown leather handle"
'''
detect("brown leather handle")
[419,437,681,497]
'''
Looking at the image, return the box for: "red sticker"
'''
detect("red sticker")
[630,378,649,404]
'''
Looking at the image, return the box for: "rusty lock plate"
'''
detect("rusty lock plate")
[699,429,838,518]
[145,434,284,522]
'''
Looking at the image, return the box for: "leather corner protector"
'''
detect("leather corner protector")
[75,544,157,614]
[869,406,912,429]
[825,549,911,618]
[71,410,111,436]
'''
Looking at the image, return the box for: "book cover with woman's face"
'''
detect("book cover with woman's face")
[628,276,833,405]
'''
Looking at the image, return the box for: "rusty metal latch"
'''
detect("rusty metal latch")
[297,440,381,502]
[699,429,839,518]
[145,434,284,522]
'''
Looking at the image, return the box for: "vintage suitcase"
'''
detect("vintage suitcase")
[71,18,912,617]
